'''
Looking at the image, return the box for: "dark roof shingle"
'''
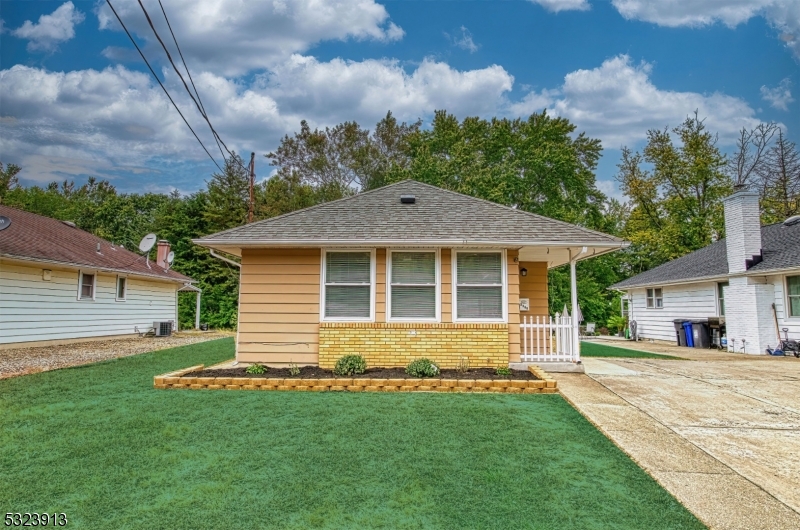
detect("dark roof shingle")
[0,205,192,283]
[611,221,800,289]
[195,180,625,246]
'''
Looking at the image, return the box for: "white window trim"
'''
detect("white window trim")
[387,248,441,322]
[77,270,96,301]
[116,275,128,302]
[319,248,376,322]
[786,274,800,320]
[451,249,508,323]
[646,287,663,309]
[716,282,728,317]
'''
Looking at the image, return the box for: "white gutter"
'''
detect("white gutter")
[194,238,628,248]
[210,249,241,268]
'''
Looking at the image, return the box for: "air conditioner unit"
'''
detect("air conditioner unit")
[154,321,173,337]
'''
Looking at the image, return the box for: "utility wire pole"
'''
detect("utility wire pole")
[248,152,255,223]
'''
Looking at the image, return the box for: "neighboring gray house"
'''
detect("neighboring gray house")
[612,190,800,354]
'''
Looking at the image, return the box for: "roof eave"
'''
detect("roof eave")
[611,273,731,290]
[193,238,628,249]
[0,253,193,284]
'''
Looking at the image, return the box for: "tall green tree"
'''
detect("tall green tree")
[617,113,731,273]
[205,153,250,231]
[0,162,21,203]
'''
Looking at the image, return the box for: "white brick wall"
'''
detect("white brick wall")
[723,190,761,274]
[724,276,777,354]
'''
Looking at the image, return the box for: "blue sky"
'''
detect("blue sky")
[1,0,798,199]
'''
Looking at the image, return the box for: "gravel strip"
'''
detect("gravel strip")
[0,332,232,379]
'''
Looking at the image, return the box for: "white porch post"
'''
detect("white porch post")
[195,292,201,330]
[570,252,581,363]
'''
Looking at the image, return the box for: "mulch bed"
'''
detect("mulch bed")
[185,366,539,380]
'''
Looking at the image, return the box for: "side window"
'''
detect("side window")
[646,288,663,309]
[79,272,95,300]
[788,276,800,318]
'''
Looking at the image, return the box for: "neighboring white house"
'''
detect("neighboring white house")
[612,190,800,355]
[0,205,196,349]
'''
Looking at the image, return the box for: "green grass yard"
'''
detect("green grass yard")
[0,338,702,529]
[581,341,684,359]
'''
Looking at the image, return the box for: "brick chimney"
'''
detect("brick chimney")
[723,189,761,274]
[156,240,171,269]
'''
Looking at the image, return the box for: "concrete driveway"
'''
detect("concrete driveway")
[556,354,800,530]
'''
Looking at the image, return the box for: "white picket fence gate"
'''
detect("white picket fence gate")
[521,313,576,362]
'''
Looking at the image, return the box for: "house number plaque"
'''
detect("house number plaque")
[519,298,530,312]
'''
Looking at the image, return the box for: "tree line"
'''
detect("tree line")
[1,110,798,329]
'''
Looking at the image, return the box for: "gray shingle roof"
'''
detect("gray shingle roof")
[195,180,625,247]
[611,221,800,289]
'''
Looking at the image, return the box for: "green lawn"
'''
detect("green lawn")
[1,338,702,529]
[581,341,684,359]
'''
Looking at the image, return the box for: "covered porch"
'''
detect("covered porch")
[515,244,612,364]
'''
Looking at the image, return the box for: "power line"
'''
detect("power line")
[136,0,249,175]
[105,0,223,172]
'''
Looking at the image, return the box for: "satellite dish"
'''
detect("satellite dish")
[167,251,175,264]
[0,216,10,231]
[138,233,157,253]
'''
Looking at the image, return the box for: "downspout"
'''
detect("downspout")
[210,249,241,268]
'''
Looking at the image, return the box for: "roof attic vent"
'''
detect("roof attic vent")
[62,220,77,228]
[400,194,416,204]
[784,215,800,227]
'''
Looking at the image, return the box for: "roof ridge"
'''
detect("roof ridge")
[202,180,415,240]
[403,180,623,242]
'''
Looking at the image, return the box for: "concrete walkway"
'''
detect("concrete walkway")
[556,355,800,530]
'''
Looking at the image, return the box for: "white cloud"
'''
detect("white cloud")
[0,57,513,181]
[11,1,85,52]
[528,0,590,12]
[760,78,794,110]
[446,26,480,53]
[510,55,764,147]
[610,0,800,58]
[96,0,404,77]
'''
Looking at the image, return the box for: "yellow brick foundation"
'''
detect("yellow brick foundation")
[318,322,509,369]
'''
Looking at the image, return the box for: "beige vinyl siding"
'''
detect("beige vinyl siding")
[441,249,452,323]
[518,262,549,317]
[0,259,177,345]
[237,248,320,365]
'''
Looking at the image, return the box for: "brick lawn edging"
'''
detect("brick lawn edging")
[154,365,558,393]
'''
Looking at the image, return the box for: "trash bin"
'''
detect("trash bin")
[691,320,711,348]
[682,321,694,347]
[673,319,687,347]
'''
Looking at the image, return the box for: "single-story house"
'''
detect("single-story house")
[611,189,800,354]
[193,180,627,368]
[0,205,196,349]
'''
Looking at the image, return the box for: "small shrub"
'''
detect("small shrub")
[495,366,512,377]
[406,358,440,378]
[456,356,470,373]
[599,326,609,336]
[245,363,266,375]
[334,354,367,376]
[288,362,300,376]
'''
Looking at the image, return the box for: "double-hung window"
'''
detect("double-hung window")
[646,288,663,309]
[116,276,127,301]
[788,276,800,318]
[78,271,95,300]
[717,282,728,316]
[389,251,438,320]
[323,251,373,320]
[454,251,505,321]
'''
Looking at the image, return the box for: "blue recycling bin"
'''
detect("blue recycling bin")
[682,321,694,347]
